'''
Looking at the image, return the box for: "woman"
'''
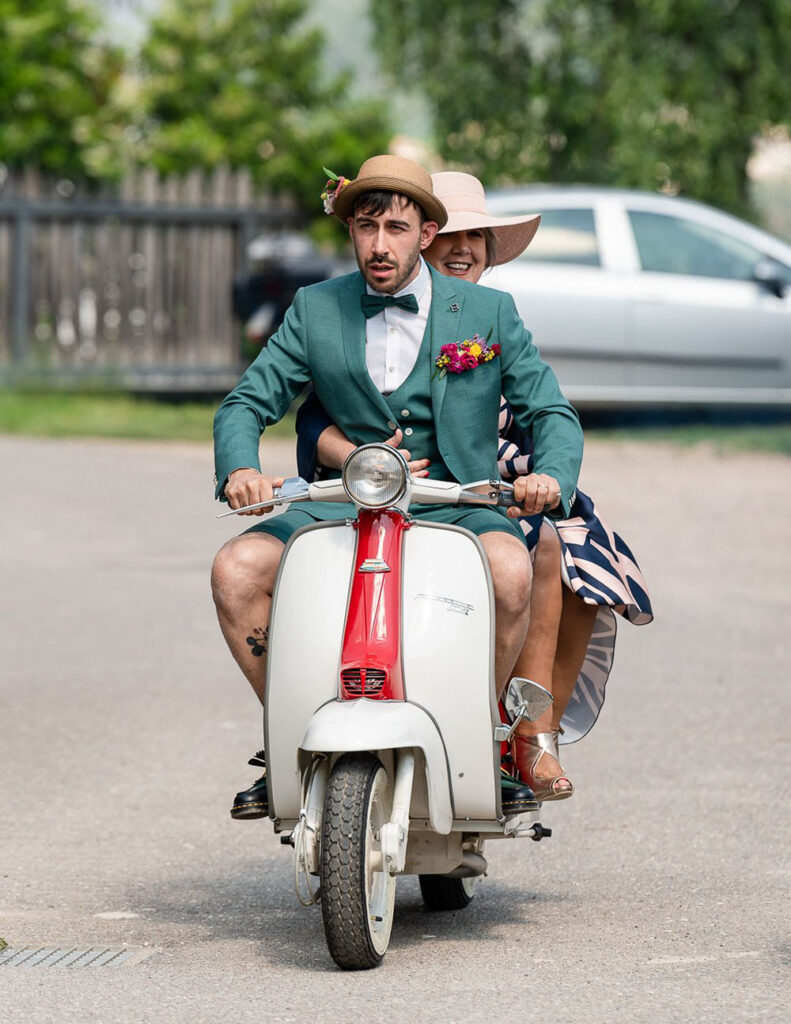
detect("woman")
[297,171,653,801]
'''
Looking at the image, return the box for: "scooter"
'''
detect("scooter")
[220,443,554,970]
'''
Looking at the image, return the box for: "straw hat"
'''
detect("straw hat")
[333,155,448,228]
[431,171,540,265]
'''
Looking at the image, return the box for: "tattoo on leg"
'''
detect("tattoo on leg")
[245,626,269,657]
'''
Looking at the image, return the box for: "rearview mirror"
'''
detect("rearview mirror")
[507,677,554,723]
[753,258,788,299]
[495,677,554,745]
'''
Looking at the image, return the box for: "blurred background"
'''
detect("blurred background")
[0,0,790,439]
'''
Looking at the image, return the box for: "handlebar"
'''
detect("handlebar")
[217,475,521,519]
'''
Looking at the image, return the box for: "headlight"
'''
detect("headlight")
[342,444,408,508]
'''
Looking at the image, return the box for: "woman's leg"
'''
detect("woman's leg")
[509,526,570,790]
[511,523,562,696]
[550,588,599,731]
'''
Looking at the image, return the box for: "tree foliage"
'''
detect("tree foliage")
[370,0,791,215]
[0,0,125,179]
[135,0,391,209]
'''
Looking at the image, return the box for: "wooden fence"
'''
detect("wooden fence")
[0,167,302,391]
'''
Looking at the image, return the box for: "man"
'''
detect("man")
[212,155,583,819]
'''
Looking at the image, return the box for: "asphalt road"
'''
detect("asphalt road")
[1,434,789,1023]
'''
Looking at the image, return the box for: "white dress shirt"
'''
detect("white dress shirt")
[365,256,432,394]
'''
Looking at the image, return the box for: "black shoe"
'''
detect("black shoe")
[500,768,539,815]
[230,751,269,820]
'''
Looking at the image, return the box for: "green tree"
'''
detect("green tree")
[135,0,390,210]
[370,0,791,215]
[0,0,124,178]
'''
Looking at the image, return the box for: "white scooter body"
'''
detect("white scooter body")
[266,517,505,835]
[224,445,551,966]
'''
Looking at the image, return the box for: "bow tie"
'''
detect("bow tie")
[361,292,419,319]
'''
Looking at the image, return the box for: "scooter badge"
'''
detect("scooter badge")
[359,558,390,573]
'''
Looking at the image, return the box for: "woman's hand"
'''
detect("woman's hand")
[316,424,430,477]
[385,428,430,478]
[508,473,561,516]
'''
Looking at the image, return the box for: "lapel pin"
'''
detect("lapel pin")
[449,303,460,312]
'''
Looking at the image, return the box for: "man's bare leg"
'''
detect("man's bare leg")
[210,531,285,705]
[479,531,532,699]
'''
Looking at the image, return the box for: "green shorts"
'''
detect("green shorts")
[244,501,524,545]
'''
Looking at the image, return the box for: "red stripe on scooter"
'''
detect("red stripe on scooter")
[339,509,407,701]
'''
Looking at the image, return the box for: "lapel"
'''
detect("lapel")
[338,274,395,423]
[428,266,465,423]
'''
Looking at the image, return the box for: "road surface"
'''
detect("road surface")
[1,434,788,1022]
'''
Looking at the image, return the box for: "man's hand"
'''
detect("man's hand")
[508,473,562,517]
[385,428,430,478]
[225,468,286,515]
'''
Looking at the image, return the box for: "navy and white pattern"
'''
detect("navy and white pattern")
[498,399,653,743]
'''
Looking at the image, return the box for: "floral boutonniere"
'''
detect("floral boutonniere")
[432,328,500,380]
[320,167,351,215]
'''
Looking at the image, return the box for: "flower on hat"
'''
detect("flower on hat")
[321,167,351,215]
[432,329,499,380]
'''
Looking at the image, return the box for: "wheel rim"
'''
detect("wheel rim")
[364,768,396,956]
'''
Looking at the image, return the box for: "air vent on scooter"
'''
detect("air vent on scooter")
[340,667,387,698]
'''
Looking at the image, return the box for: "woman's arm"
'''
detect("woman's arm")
[296,390,430,480]
[295,389,336,481]
[317,424,357,470]
[497,396,535,482]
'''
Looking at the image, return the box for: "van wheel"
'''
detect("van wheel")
[320,753,395,970]
[419,874,478,911]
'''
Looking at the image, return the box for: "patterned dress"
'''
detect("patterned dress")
[498,399,653,744]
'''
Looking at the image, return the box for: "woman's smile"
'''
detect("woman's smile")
[425,229,486,283]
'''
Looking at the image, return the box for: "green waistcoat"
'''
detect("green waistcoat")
[383,307,447,478]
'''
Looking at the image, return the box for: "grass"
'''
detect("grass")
[0,392,296,443]
[0,392,790,455]
[587,422,791,456]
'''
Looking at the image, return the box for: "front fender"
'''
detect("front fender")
[300,700,453,834]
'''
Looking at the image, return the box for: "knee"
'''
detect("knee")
[211,536,281,611]
[483,534,532,615]
[533,525,561,582]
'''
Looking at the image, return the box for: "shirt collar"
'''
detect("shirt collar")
[365,255,430,299]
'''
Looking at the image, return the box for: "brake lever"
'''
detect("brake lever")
[494,481,519,508]
[468,479,556,513]
[216,476,310,518]
[217,495,282,518]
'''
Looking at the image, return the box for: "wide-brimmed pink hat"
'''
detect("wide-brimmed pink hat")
[431,171,540,265]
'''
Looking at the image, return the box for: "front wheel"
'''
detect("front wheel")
[320,753,396,970]
[419,874,478,911]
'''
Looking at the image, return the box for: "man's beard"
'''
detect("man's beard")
[356,239,422,294]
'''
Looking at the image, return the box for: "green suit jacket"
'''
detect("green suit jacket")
[214,265,583,515]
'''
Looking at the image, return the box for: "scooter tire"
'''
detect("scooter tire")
[419,874,478,911]
[320,753,395,970]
